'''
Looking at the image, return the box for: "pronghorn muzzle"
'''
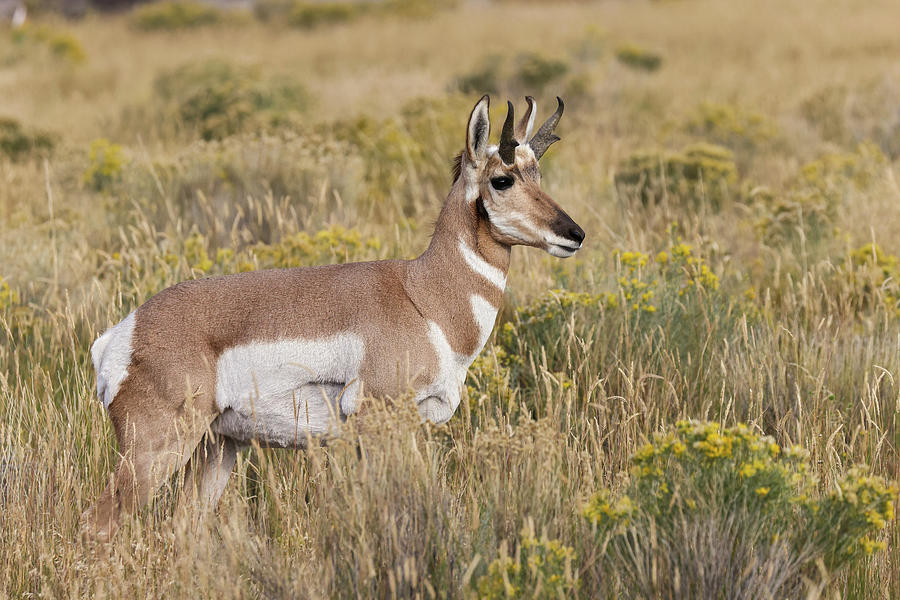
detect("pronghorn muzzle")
[547,209,585,258]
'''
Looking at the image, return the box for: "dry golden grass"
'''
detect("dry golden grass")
[2,0,900,597]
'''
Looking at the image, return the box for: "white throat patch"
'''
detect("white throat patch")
[458,239,507,291]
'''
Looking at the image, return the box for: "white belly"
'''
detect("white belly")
[212,382,347,447]
[213,334,364,446]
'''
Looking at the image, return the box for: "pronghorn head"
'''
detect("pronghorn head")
[459,95,585,258]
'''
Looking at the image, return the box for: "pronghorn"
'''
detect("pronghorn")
[82,95,584,541]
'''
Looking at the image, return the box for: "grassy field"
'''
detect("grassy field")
[2,0,900,597]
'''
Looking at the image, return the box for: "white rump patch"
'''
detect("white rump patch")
[91,311,136,410]
[214,334,365,446]
[458,239,507,291]
[416,295,498,425]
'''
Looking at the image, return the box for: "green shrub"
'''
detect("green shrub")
[614,142,737,208]
[684,102,778,153]
[131,1,224,31]
[0,117,55,161]
[382,0,451,18]
[498,238,739,407]
[465,345,516,413]
[83,138,126,191]
[751,143,886,247]
[475,520,577,599]
[152,59,310,140]
[615,43,662,72]
[455,55,502,95]
[799,85,851,146]
[825,243,900,319]
[513,52,569,92]
[287,2,362,29]
[584,420,897,597]
[10,24,86,64]
[800,77,900,157]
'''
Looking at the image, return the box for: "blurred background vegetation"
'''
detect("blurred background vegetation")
[2,0,900,597]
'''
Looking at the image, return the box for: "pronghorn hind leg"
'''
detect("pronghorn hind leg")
[180,433,238,513]
[81,382,218,543]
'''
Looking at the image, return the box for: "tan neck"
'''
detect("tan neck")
[403,178,510,343]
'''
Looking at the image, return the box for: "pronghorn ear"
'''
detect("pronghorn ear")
[466,95,491,162]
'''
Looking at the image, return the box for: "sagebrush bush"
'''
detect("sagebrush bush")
[584,420,897,598]
[287,2,362,29]
[615,43,662,71]
[800,76,900,157]
[0,117,55,161]
[455,55,502,95]
[131,1,224,31]
[10,24,86,64]
[513,53,569,92]
[683,101,778,155]
[151,59,310,140]
[614,143,737,208]
[751,142,886,248]
[475,520,577,599]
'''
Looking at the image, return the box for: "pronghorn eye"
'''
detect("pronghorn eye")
[490,176,514,191]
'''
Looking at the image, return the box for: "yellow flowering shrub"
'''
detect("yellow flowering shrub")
[83,139,126,192]
[465,346,516,411]
[498,238,733,393]
[0,276,19,310]
[616,241,720,312]
[584,420,897,595]
[475,520,577,600]
[105,226,382,296]
[246,225,381,267]
[683,101,778,154]
[837,243,900,318]
[10,24,86,65]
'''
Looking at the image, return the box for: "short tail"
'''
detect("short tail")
[90,329,115,403]
[90,312,137,409]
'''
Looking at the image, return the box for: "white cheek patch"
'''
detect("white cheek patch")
[484,198,543,244]
[415,295,498,425]
[92,311,136,410]
[215,334,365,443]
[458,239,507,291]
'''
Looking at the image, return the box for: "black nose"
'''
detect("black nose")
[568,224,585,245]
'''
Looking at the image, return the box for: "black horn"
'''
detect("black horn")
[498,100,518,164]
[529,97,564,160]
